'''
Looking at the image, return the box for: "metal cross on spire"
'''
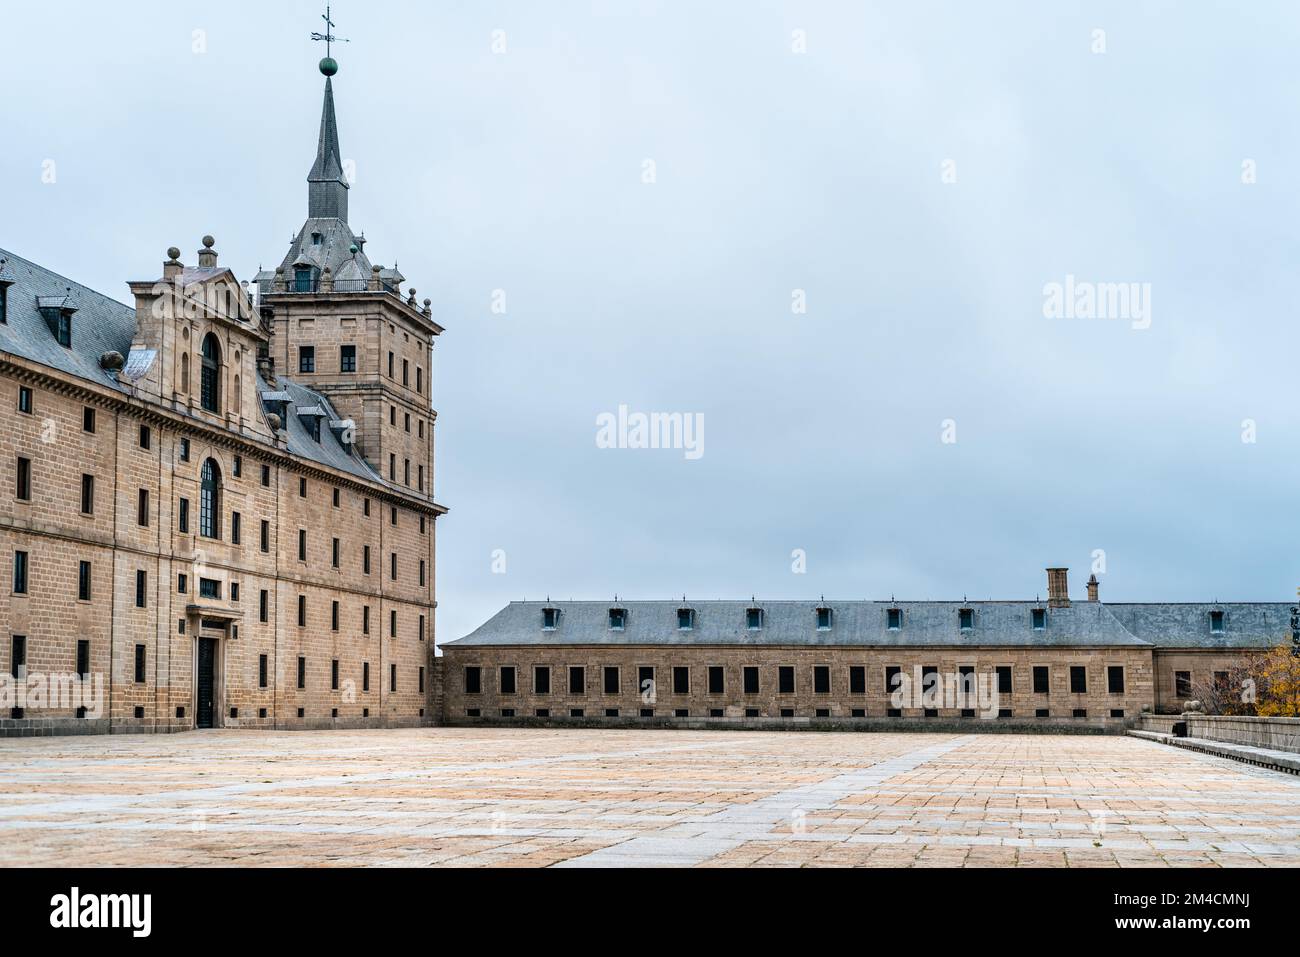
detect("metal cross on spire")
[312,4,349,59]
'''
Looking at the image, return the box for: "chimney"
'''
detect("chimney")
[163,247,183,281]
[1087,574,1099,603]
[197,235,218,268]
[1046,568,1070,608]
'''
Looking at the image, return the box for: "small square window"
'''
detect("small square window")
[340,345,356,373]
[299,346,316,373]
[608,607,627,630]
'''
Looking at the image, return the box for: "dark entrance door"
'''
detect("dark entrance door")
[196,638,217,729]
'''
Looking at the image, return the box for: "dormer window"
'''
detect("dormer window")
[1209,611,1224,634]
[746,608,764,631]
[816,607,833,631]
[1032,608,1047,631]
[311,232,323,246]
[608,608,627,631]
[959,608,974,631]
[887,608,902,631]
[38,293,77,347]
[677,608,695,631]
[542,607,559,630]
[294,267,314,292]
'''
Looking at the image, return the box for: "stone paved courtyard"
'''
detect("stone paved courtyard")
[1,728,1298,867]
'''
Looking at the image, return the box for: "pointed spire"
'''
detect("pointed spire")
[308,77,350,222]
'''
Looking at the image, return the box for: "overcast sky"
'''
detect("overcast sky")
[3,1,1299,644]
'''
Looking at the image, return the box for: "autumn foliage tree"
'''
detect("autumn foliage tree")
[1188,643,1300,717]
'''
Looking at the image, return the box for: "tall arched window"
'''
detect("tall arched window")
[200,459,221,539]
[180,352,190,394]
[200,333,221,413]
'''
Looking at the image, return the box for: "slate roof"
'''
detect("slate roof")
[451,600,1181,649]
[0,246,395,489]
[1105,603,1289,649]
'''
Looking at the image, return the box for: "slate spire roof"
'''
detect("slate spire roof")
[308,77,350,222]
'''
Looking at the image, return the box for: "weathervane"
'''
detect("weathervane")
[312,4,349,74]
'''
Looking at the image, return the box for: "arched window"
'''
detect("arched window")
[180,352,190,393]
[200,458,221,539]
[200,333,221,413]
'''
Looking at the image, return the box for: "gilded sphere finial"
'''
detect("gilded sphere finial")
[320,57,339,77]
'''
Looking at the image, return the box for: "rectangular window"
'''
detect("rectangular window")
[80,474,95,515]
[391,508,398,527]
[958,666,975,698]
[259,655,268,688]
[608,608,627,630]
[416,367,423,394]
[390,609,398,638]
[638,666,655,697]
[299,477,307,498]
[179,437,190,462]
[259,589,268,623]
[17,387,32,414]
[1033,666,1050,694]
[340,345,356,373]
[294,594,307,627]
[997,666,1012,695]
[814,665,830,694]
[298,529,307,562]
[1032,608,1047,630]
[139,425,151,450]
[177,497,189,532]
[11,635,26,679]
[388,352,394,378]
[543,607,558,630]
[76,639,90,678]
[332,660,340,691]
[332,538,340,568]
[299,346,315,373]
[230,583,239,603]
[603,666,619,695]
[199,578,220,599]
[137,489,149,527]
[260,520,269,553]
[534,666,552,695]
[887,608,902,630]
[261,464,271,487]
[232,455,241,478]
[849,666,866,695]
[1175,671,1192,698]
[778,666,795,694]
[134,644,146,683]
[390,665,397,693]
[363,662,370,692]
[672,667,689,695]
[1209,611,1224,634]
[363,545,371,575]
[498,666,515,695]
[391,553,398,581]
[297,656,306,689]
[135,569,147,608]
[12,550,29,595]
[230,512,241,545]
[419,560,425,587]
[78,561,92,601]
[708,666,724,695]
[82,407,95,433]
[16,456,31,501]
[743,666,759,694]
[362,605,370,634]
[419,615,426,642]
[569,666,585,695]
[176,573,188,594]
[419,667,425,694]
[959,608,974,631]
[746,608,763,630]
[402,358,409,386]
[1070,666,1088,694]
[885,666,902,695]
[332,488,340,508]
[1107,666,1125,694]
[331,600,339,632]
[816,607,833,630]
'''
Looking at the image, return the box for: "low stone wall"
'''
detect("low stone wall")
[1137,714,1181,735]
[445,715,1128,735]
[1184,715,1300,753]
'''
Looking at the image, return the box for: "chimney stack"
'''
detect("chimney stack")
[1047,568,1070,608]
[197,235,218,268]
[1087,574,1099,603]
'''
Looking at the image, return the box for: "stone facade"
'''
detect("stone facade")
[0,65,444,737]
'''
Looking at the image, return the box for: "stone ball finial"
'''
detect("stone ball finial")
[423,298,431,308]
[267,413,283,432]
[99,351,125,371]
[167,247,181,261]
[320,57,339,77]
[372,264,382,273]
[202,235,215,249]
